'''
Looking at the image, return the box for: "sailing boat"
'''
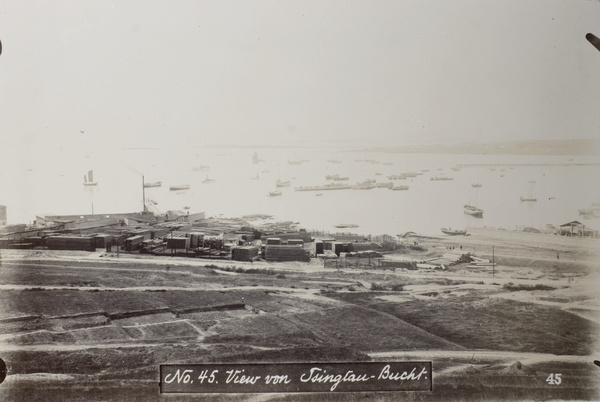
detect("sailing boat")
[83,170,97,186]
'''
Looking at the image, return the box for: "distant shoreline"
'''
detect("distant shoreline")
[125,139,600,156]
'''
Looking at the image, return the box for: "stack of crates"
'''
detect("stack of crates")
[265,245,310,262]
[93,234,113,248]
[124,235,145,251]
[166,235,190,250]
[189,232,205,249]
[47,235,96,251]
[231,246,259,262]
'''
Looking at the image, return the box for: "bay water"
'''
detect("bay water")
[2,144,599,237]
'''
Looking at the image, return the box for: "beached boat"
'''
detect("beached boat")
[464,204,484,217]
[441,228,467,236]
[83,170,97,186]
[170,184,190,191]
[143,181,162,188]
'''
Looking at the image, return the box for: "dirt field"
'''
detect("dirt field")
[0,234,598,401]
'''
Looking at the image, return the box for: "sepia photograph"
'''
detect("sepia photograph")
[0,1,599,400]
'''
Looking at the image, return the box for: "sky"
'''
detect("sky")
[1,0,600,151]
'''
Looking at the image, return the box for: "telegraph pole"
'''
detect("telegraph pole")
[492,245,495,277]
[142,176,147,213]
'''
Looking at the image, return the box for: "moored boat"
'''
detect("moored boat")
[252,152,263,164]
[464,204,483,217]
[295,183,351,191]
[276,179,291,187]
[325,174,349,181]
[352,180,376,190]
[520,196,537,202]
[144,181,162,188]
[170,184,190,191]
[268,190,282,197]
[390,185,409,191]
[83,170,97,186]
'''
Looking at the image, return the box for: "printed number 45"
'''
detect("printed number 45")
[546,373,562,385]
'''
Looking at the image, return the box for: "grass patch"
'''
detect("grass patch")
[324,293,599,355]
[502,283,556,292]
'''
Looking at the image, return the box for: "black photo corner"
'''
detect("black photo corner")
[587,33,600,52]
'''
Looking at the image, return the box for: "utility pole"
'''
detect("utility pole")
[492,245,495,277]
[142,176,147,213]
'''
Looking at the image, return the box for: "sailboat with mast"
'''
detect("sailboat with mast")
[83,170,97,186]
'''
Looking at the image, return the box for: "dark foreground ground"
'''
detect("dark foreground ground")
[0,243,598,401]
